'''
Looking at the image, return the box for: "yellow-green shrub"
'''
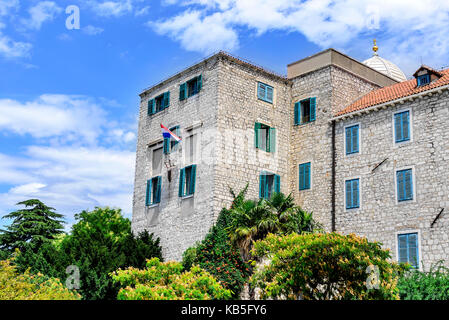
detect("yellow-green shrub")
[0,258,80,300]
[111,257,231,300]
[251,232,403,300]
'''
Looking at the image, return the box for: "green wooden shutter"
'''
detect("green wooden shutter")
[294,102,299,125]
[266,86,273,103]
[197,75,202,91]
[304,163,310,189]
[268,128,276,153]
[163,91,170,109]
[148,99,154,115]
[254,122,261,148]
[310,97,316,121]
[190,165,197,195]
[345,127,352,154]
[353,179,359,208]
[394,113,402,142]
[155,176,162,203]
[179,168,185,197]
[352,126,359,153]
[145,180,151,205]
[179,83,186,101]
[163,138,170,154]
[299,164,304,190]
[259,174,266,198]
[404,169,413,200]
[345,180,352,209]
[397,170,405,201]
[274,174,280,193]
[402,111,410,141]
[257,83,266,100]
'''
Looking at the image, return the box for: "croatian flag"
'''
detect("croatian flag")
[161,124,181,142]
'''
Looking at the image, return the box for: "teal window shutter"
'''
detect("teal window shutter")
[170,126,180,151]
[398,233,419,268]
[294,102,300,125]
[163,138,170,154]
[163,91,170,109]
[148,99,154,115]
[299,163,311,190]
[397,169,413,201]
[254,122,261,148]
[395,111,410,143]
[274,174,280,193]
[310,97,316,121]
[268,128,276,153]
[179,83,186,101]
[197,75,202,91]
[266,86,273,103]
[155,176,162,203]
[257,83,265,100]
[346,178,360,209]
[346,125,359,154]
[190,165,197,194]
[179,168,185,197]
[145,180,151,205]
[259,174,266,199]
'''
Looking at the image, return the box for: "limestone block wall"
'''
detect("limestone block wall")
[132,57,221,261]
[213,58,291,213]
[334,89,449,269]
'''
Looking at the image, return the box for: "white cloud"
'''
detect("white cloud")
[0,0,19,16]
[21,1,62,30]
[0,33,32,58]
[157,0,449,74]
[83,25,104,35]
[0,94,106,145]
[87,0,133,17]
[10,183,47,195]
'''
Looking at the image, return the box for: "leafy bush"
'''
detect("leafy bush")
[0,257,80,300]
[182,208,251,298]
[250,233,402,300]
[111,258,232,300]
[398,261,449,300]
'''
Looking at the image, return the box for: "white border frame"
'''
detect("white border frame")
[343,176,362,212]
[394,166,416,204]
[395,229,422,271]
[392,107,413,147]
[344,122,361,157]
[298,161,313,192]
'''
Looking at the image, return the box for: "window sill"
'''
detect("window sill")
[257,97,273,104]
[181,194,194,200]
[147,203,160,208]
[294,120,316,126]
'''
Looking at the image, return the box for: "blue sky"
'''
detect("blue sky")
[1,0,449,229]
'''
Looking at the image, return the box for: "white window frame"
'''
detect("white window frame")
[344,176,362,212]
[392,107,413,147]
[394,166,416,204]
[395,229,422,271]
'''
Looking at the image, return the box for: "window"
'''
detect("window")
[146,176,162,206]
[398,233,419,269]
[417,74,430,87]
[148,91,170,115]
[396,168,413,202]
[185,130,197,163]
[152,147,163,175]
[257,82,273,103]
[179,165,197,197]
[259,173,280,199]
[345,124,359,155]
[254,122,276,153]
[163,126,181,155]
[179,75,202,100]
[298,162,311,191]
[394,110,410,143]
[294,97,316,125]
[345,178,360,209]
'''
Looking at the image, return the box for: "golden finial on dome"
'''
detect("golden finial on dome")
[373,39,378,55]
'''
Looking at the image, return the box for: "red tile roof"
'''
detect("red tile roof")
[336,68,449,117]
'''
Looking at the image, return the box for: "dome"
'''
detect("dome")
[363,40,407,82]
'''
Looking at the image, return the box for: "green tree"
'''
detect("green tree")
[182,208,251,298]
[56,207,162,300]
[0,199,64,253]
[112,258,232,300]
[250,232,402,300]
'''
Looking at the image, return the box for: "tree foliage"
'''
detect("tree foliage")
[0,199,65,253]
[182,208,251,298]
[0,255,80,300]
[398,261,449,300]
[112,257,231,300]
[250,233,402,300]
[14,207,162,300]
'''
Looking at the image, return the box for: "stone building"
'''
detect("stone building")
[132,44,449,270]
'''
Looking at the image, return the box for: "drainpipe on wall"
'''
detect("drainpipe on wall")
[331,120,336,232]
